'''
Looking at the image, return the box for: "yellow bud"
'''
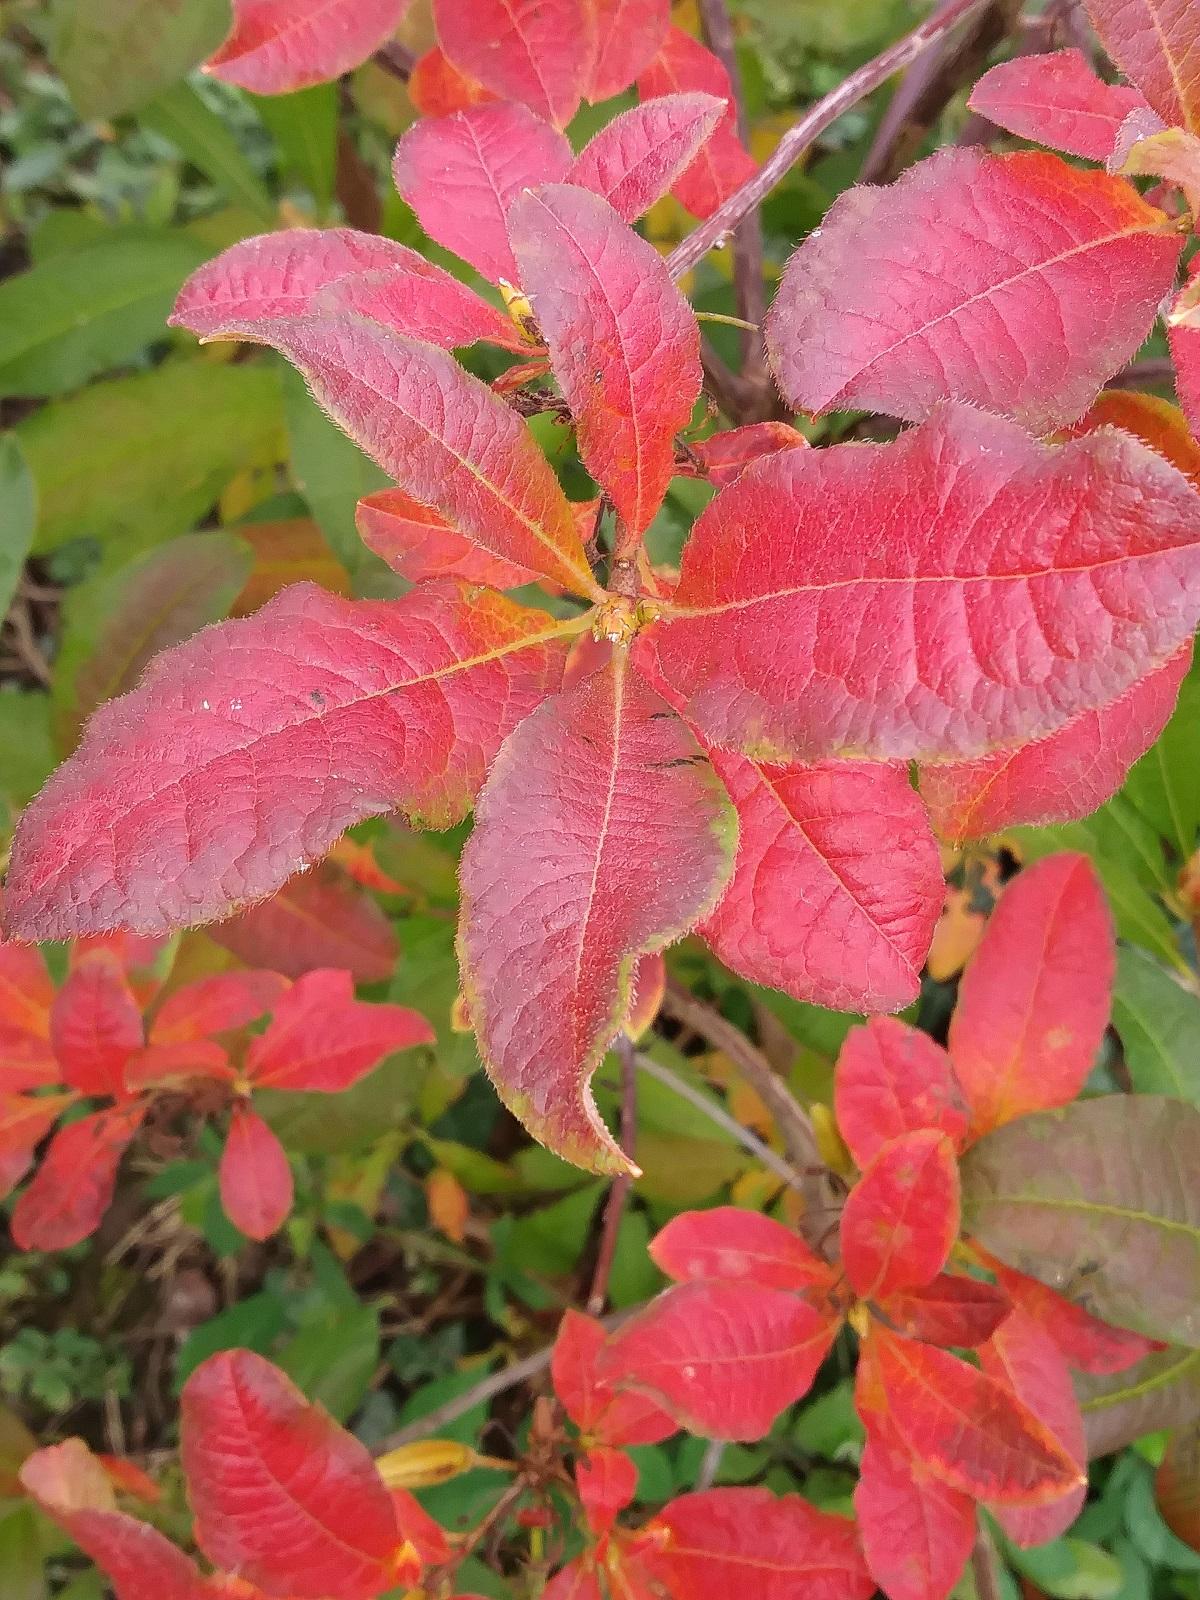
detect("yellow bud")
[376,1439,477,1490]
[811,1102,854,1178]
[497,279,539,341]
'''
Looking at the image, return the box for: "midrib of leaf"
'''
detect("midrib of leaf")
[1139,0,1197,133]
[571,653,627,1063]
[1080,1347,1200,1414]
[1114,962,1194,1099]
[966,1191,1200,1239]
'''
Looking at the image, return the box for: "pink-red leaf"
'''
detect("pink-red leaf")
[122,1040,234,1094]
[690,421,809,488]
[1172,261,1200,440]
[1084,0,1200,133]
[221,1104,294,1240]
[882,1274,1012,1349]
[948,853,1114,1138]
[657,403,1200,764]
[244,968,432,1090]
[1068,391,1200,487]
[433,0,592,126]
[551,1309,677,1447]
[181,1350,401,1599]
[542,1564,604,1600]
[356,488,540,590]
[636,28,757,218]
[991,1263,1157,1375]
[576,1445,637,1534]
[588,0,670,100]
[206,0,408,93]
[650,1206,834,1293]
[834,1017,969,1170]
[459,654,736,1174]
[0,1092,75,1200]
[212,863,400,985]
[765,149,1182,433]
[568,94,725,222]
[508,184,701,538]
[841,1130,960,1301]
[6,582,567,939]
[11,1105,145,1251]
[969,49,1149,159]
[393,103,572,284]
[0,943,54,1043]
[49,959,143,1097]
[854,1432,977,1600]
[149,970,287,1045]
[171,229,520,351]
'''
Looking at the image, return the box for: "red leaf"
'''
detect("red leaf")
[948,853,1114,1137]
[122,1041,235,1093]
[6,582,568,939]
[408,46,497,117]
[1083,0,1200,133]
[968,49,1149,159]
[552,1310,677,1447]
[0,1093,75,1200]
[690,421,809,488]
[542,1564,604,1600]
[991,1263,1157,1375]
[920,648,1190,842]
[171,229,521,352]
[509,184,701,538]
[49,958,143,1097]
[0,942,56,1038]
[841,1130,960,1301]
[245,968,432,1090]
[458,654,736,1174]
[588,0,671,100]
[642,1488,874,1600]
[834,1017,969,1170]
[605,1281,836,1440]
[637,28,757,218]
[576,1444,637,1533]
[1068,389,1200,488]
[12,1105,145,1251]
[658,403,1200,764]
[980,1308,1087,1546]
[650,1206,834,1293]
[212,863,399,985]
[149,971,287,1044]
[881,1274,1012,1349]
[697,753,942,1013]
[205,0,409,93]
[393,103,572,284]
[624,950,666,1040]
[1172,262,1200,439]
[221,1104,294,1240]
[181,1350,401,1599]
[568,94,725,222]
[854,1432,976,1600]
[865,1323,1086,1505]
[432,0,592,126]
[357,488,540,589]
[765,149,1182,433]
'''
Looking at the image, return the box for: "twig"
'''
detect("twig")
[696,1438,726,1490]
[666,0,991,281]
[586,1035,637,1316]
[1108,357,1177,390]
[374,41,416,81]
[972,1529,1004,1600]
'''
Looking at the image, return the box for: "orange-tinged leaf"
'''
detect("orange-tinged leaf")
[460,655,736,1173]
[588,0,670,101]
[881,1274,1012,1349]
[636,28,757,218]
[624,951,665,1040]
[205,0,409,94]
[576,1444,637,1534]
[244,968,432,1091]
[356,488,540,589]
[220,1104,294,1240]
[854,1430,976,1600]
[968,49,1149,159]
[232,519,350,618]
[96,1455,161,1505]
[433,0,593,126]
[949,854,1114,1138]
[841,1130,960,1301]
[50,958,143,1097]
[991,1263,1157,1375]
[1118,125,1200,215]
[0,946,55,1040]
[122,1040,234,1093]
[567,94,725,222]
[328,837,407,896]
[408,45,497,116]
[1084,0,1200,134]
[11,1104,146,1251]
[552,1309,678,1447]
[0,1092,74,1199]
[690,421,809,488]
[834,1017,969,1170]
[650,1206,834,1293]
[426,1166,469,1243]
[1157,1421,1200,1552]
[212,863,400,985]
[149,970,287,1045]
[1067,391,1200,487]
[181,1349,400,1599]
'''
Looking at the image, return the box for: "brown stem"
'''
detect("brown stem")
[972,1530,1005,1600]
[374,40,416,81]
[666,0,992,282]
[586,1035,638,1316]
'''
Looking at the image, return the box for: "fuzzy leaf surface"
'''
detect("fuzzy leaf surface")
[691,421,808,488]
[357,489,540,589]
[588,0,671,100]
[1084,0,1200,132]
[968,49,1148,158]
[206,0,408,93]
[432,0,592,126]
[636,27,756,217]
[567,94,724,222]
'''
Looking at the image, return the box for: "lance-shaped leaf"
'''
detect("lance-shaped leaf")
[920,649,1190,842]
[433,0,592,126]
[765,150,1182,433]
[962,1095,1200,1348]
[1068,391,1200,487]
[212,863,399,984]
[968,49,1149,159]
[883,1274,1012,1349]
[949,854,1114,1137]
[393,104,572,286]
[459,654,736,1174]
[650,1206,834,1292]
[642,1488,875,1600]
[49,959,143,1098]
[205,0,409,94]
[841,1130,960,1301]
[221,1104,293,1241]
[1080,1346,1200,1456]
[1084,0,1200,133]
[697,752,942,1013]
[835,1018,969,1169]
[854,1433,976,1600]
[6,582,568,940]
[568,95,725,222]
[637,28,756,218]
[149,971,288,1045]
[181,1350,402,1598]
[408,45,496,117]
[11,1104,145,1252]
[244,969,432,1090]
[866,1324,1086,1504]
[691,421,809,488]
[589,0,671,100]
[551,1310,677,1447]
[171,229,521,351]
[657,404,1200,764]
[508,185,701,540]
[991,1263,1156,1375]
[357,488,540,590]
[606,1281,837,1439]
[576,1446,637,1534]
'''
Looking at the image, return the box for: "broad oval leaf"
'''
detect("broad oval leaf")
[1113,945,1200,1103]
[181,1349,400,1598]
[50,960,143,1097]
[835,1017,969,1170]
[636,27,756,218]
[459,653,736,1173]
[220,1103,293,1241]
[509,184,701,539]
[53,0,231,119]
[244,968,432,1090]
[657,404,1200,764]
[949,854,1114,1137]
[991,1263,1156,1376]
[568,94,725,222]
[357,488,540,590]
[211,862,400,984]
[854,1433,976,1600]
[1084,0,1200,134]
[6,583,568,939]
[432,0,592,126]
[588,0,671,100]
[962,1096,1200,1347]
[650,1206,833,1292]
[968,49,1149,159]
[205,0,409,94]
[765,149,1182,433]
[11,1105,145,1252]
[393,105,572,286]
[840,1130,960,1301]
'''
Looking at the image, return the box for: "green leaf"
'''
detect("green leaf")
[962,1096,1200,1348]
[0,438,35,621]
[1005,1537,1124,1600]
[0,1505,44,1600]
[1124,1459,1200,1570]
[141,82,274,222]
[277,1300,380,1422]
[1113,948,1200,1103]
[51,0,232,119]
[256,1057,422,1155]
[174,1292,286,1388]
[1123,673,1200,862]
[254,85,338,215]
[282,365,390,577]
